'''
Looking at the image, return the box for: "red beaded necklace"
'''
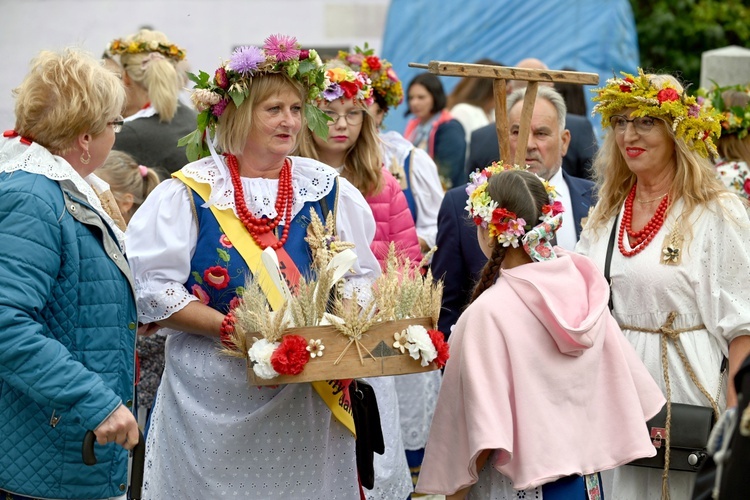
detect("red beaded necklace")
[225,153,294,250]
[618,183,669,257]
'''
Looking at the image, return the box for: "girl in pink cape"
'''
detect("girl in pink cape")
[416,165,666,499]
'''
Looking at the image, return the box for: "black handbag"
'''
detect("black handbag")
[351,379,385,490]
[629,402,714,472]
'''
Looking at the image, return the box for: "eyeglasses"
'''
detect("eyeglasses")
[322,109,365,126]
[108,117,124,133]
[609,115,657,135]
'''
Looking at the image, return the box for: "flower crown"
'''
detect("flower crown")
[319,64,374,104]
[107,38,186,61]
[697,84,750,140]
[465,162,563,249]
[592,68,723,158]
[178,34,330,162]
[337,45,403,110]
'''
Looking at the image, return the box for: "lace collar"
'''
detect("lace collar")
[0,137,126,250]
[179,155,339,221]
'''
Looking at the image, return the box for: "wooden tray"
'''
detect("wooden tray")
[247,317,438,385]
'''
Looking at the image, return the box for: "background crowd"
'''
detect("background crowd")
[1,21,750,500]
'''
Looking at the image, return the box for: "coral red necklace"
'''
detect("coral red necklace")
[225,153,293,250]
[618,183,669,257]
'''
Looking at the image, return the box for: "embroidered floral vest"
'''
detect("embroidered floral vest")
[183,180,339,312]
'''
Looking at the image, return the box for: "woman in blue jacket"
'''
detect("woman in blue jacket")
[0,48,139,500]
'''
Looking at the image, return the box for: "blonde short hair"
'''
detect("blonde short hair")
[216,72,306,155]
[117,29,184,122]
[13,48,125,155]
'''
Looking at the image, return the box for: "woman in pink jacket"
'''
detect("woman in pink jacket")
[298,62,420,500]
[299,63,422,268]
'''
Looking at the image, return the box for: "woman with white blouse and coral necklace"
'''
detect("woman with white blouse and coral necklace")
[125,36,379,499]
[578,69,750,499]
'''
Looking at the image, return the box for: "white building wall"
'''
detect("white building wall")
[0,0,390,128]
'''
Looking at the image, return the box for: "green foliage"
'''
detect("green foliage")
[630,0,750,90]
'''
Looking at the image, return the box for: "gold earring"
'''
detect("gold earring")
[80,150,91,165]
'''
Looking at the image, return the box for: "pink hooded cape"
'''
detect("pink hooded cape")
[417,249,665,494]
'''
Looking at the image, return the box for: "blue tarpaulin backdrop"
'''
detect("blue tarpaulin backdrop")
[380,0,639,138]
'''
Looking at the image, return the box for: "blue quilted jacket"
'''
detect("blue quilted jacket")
[0,169,137,499]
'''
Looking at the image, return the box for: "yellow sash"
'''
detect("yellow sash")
[174,171,356,436]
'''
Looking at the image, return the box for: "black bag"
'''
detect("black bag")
[351,379,385,490]
[629,403,714,472]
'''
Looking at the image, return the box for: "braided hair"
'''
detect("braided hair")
[469,169,550,303]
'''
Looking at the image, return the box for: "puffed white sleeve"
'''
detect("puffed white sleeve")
[335,177,380,305]
[125,179,199,323]
[693,195,750,345]
[409,148,444,249]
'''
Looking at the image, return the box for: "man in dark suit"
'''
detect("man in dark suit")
[466,113,598,179]
[432,86,595,335]
[465,58,597,180]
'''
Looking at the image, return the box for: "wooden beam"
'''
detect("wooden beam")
[514,82,539,167]
[409,61,599,85]
[493,79,510,163]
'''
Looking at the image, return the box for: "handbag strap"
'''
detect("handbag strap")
[604,214,619,312]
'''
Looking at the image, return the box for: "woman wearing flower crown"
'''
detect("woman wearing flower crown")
[416,165,665,499]
[335,47,446,494]
[699,85,750,200]
[105,29,196,177]
[578,69,750,498]
[338,47,444,256]
[297,61,419,500]
[124,35,380,498]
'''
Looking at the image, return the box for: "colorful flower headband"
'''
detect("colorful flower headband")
[697,84,750,140]
[319,64,374,104]
[465,162,563,254]
[592,68,723,158]
[337,45,403,110]
[178,34,330,162]
[107,38,186,61]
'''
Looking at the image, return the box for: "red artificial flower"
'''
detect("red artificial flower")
[339,80,360,99]
[365,56,382,71]
[204,266,230,290]
[548,200,564,216]
[491,207,516,225]
[744,179,750,196]
[215,67,229,90]
[299,49,310,60]
[270,335,310,375]
[473,216,484,226]
[427,329,449,369]
[619,77,634,93]
[657,88,680,104]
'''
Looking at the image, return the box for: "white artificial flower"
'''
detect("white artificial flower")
[404,325,438,366]
[393,331,409,354]
[248,339,280,379]
[307,338,325,358]
[148,40,159,50]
